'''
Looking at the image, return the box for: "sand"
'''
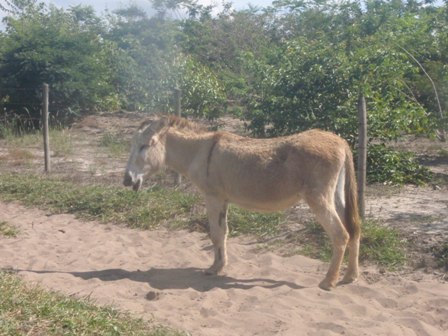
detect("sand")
[1,200,447,336]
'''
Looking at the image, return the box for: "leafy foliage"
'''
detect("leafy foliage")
[0,3,112,121]
[242,3,436,142]
[365,144,432,185]
[178,56,226,118]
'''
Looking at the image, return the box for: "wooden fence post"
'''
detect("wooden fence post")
[174,87,182,185]
[42,83,50,173]
[357,93,367,220]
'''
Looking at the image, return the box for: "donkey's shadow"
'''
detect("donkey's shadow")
[20,267,304,292]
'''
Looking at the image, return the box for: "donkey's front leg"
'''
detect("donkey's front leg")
[204,195,229,275]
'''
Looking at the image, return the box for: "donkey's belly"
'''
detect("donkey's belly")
[227,188,302,212]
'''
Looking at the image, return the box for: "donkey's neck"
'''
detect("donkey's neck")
[164,130,215,177]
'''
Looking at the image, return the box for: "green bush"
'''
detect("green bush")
[366,144,432,185]
[431,242,448,270]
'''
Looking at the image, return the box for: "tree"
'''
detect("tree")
[0,2,112,123]
[242,0,437,142]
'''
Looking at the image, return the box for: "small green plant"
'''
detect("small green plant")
[0,271,185,335]
[228,206,284,237]
[366,144,432,185]
[0,123,14,141]
[0,221,19,238]
[286,219,407,268]
[360,219,407,268]
[298,220,333,261]
[431,242,448,270]
[50,128,74,156]
[437,148,448,158]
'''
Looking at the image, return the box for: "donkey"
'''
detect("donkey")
[123,115,361,290]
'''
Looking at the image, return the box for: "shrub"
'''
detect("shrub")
[365,144,432,185]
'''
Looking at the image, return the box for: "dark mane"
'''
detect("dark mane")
[165,115,207,133]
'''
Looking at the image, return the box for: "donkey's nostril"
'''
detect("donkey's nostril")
[123,172,133,186]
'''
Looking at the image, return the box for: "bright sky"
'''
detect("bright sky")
[0,0,274,19]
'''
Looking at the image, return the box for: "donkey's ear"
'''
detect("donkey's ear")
[149,135,158,146]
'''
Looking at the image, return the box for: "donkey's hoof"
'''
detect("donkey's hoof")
[318,279,335,291]
[204,265,224,276]
[204,268,218,276]
[339,274,358,285]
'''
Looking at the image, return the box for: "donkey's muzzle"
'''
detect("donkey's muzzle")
[123,172,133,187]
[123,172,142,192]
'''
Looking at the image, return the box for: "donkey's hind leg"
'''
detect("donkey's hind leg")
[335,180,360,284]
[204,195,229,275]
[307,195,350,290]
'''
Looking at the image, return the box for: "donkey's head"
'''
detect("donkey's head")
[123,117,168,191]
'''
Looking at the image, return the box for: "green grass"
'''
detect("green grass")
[2,129,41,147]
[99,132,129,156]
[1,126,74,156]
[228,206,283,237]
[0,174,199,230]
[285,219,407,269]
[50,128,74,156]
[360,219,407,268]
[0,271,185,336]
[0,221,19,238]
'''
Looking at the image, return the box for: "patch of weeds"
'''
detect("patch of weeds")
[430,242,448,270]
[99,132,129,156]
[0,174,287,240]
[0,174,199,230]
[0,221,19,238]
[282,218,407,268]
[297,220,332,261]
[0,123,15,141]
[437,148,448,158]
[1,126,73,157]
[50,128,74,156]
[0,118,33,142]
[360,219,407,269]
[0,271,186,336]
[366,144,432,185]
[3,130,41,148]
[228,206,284,237]
[6,148,35,165]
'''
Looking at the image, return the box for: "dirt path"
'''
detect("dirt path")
[1,201,447,336]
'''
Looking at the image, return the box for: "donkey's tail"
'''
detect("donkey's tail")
[344,148,361,241]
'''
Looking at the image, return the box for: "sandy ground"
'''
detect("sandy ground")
[1,201,447,336]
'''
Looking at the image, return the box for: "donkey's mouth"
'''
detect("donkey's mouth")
[132,178,142,192]
[123,172,143,192]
